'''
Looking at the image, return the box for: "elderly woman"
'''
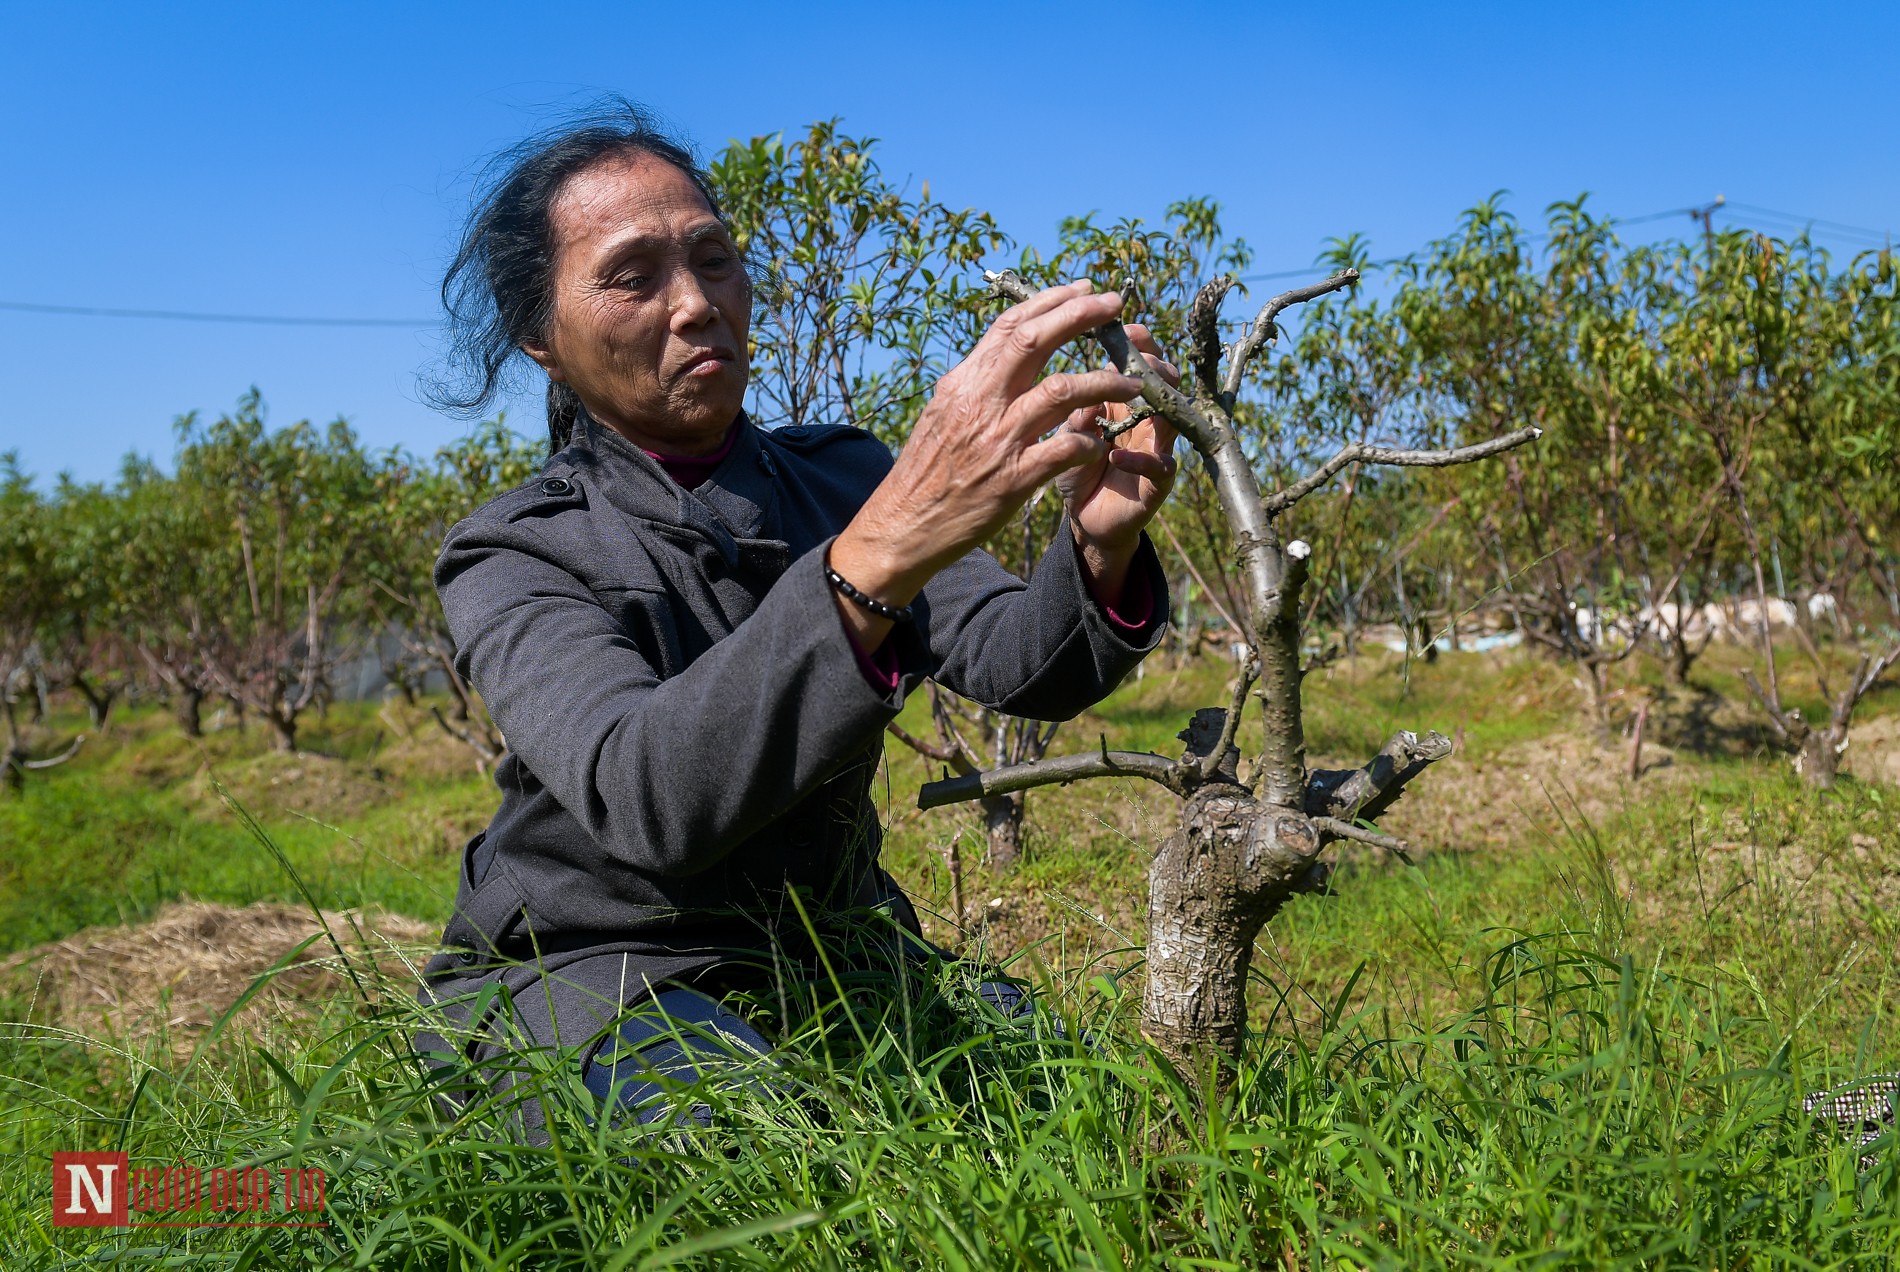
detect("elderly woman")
[420,107,1178,1123]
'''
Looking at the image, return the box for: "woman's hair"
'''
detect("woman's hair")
[430,99,728,454]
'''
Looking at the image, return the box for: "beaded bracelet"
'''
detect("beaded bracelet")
[825,565,914,623]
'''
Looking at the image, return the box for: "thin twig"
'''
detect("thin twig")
[1201,653,1259,781]
[1153,515,1243,640]
[887,721,966,769]
[1311,815,1417,864]
[1222,271,1362,402]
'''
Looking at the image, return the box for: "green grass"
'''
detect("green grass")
[2,648,1898,1266]
[0,700,485,949]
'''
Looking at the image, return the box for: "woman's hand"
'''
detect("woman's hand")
[1055,323,1180,604]
[829,279,1144,652]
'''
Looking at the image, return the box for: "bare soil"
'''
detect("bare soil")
[1374,727,1693,856]
[1846,713,1900,786]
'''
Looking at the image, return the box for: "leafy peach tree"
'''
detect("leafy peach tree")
[922,268,1540,1067]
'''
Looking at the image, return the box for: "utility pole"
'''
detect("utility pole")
[1690,194,1726,259]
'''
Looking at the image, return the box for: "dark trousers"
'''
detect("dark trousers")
[582,980,1037,1125]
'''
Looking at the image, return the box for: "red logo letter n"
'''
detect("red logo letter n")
[52,1152,128,1227]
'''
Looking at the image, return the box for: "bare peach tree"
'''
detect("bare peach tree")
[921,269,1540,1067]
[890,682,1058,868]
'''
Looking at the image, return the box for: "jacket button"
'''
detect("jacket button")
[540,476,574,496]
[779,426,807,439]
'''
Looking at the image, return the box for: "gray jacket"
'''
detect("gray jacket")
[419,413,1167,1057]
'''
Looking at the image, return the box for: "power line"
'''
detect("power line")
[2,198,1887,323]
[1232,199,1892,282]
[1233,204,1699,282]
[0,300,436,327]
[1718,200,1892,246]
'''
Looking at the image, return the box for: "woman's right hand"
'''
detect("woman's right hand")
[827,280,1143,651]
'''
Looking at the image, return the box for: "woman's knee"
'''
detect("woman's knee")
[581,986,775,1125]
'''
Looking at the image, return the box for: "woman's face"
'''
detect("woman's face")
[526,150,752,454]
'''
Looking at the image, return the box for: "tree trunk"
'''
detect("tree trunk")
[1141,787,1323,1070]
[174,686,204,738]
[72,674,115,729]
[1797,728,1843,789]
[1577,659,1614,743]
[266,710,297,753]
[1666,637,1694,688]
[981,793,1024,867]
[1,701,21,793]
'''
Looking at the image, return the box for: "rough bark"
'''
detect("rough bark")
[1797,730,1841,788]
[1141,788,1323,1068]
[982,792,1025,866]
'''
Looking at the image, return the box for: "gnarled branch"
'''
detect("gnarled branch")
[1188,274,1238,399]
[1304,729,1455,823]
[918,748,1188,809]
[1264,427,1545,515]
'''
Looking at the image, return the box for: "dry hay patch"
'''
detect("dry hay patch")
[1367,727,1691,855]
[185,751,393,821]
[1,901,436,1059]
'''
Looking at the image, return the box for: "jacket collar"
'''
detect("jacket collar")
[559,409,782,561]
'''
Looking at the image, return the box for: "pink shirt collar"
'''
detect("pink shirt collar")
[641,420,740,491]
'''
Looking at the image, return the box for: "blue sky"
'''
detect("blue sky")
[2,0,1895,485]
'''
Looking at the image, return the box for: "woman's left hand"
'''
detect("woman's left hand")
[1055,323,1180,591]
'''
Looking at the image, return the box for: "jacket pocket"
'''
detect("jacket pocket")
[443,844,528,956]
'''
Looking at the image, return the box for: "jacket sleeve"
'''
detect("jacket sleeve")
[916,518,1170,720]
[436,515,905,880]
